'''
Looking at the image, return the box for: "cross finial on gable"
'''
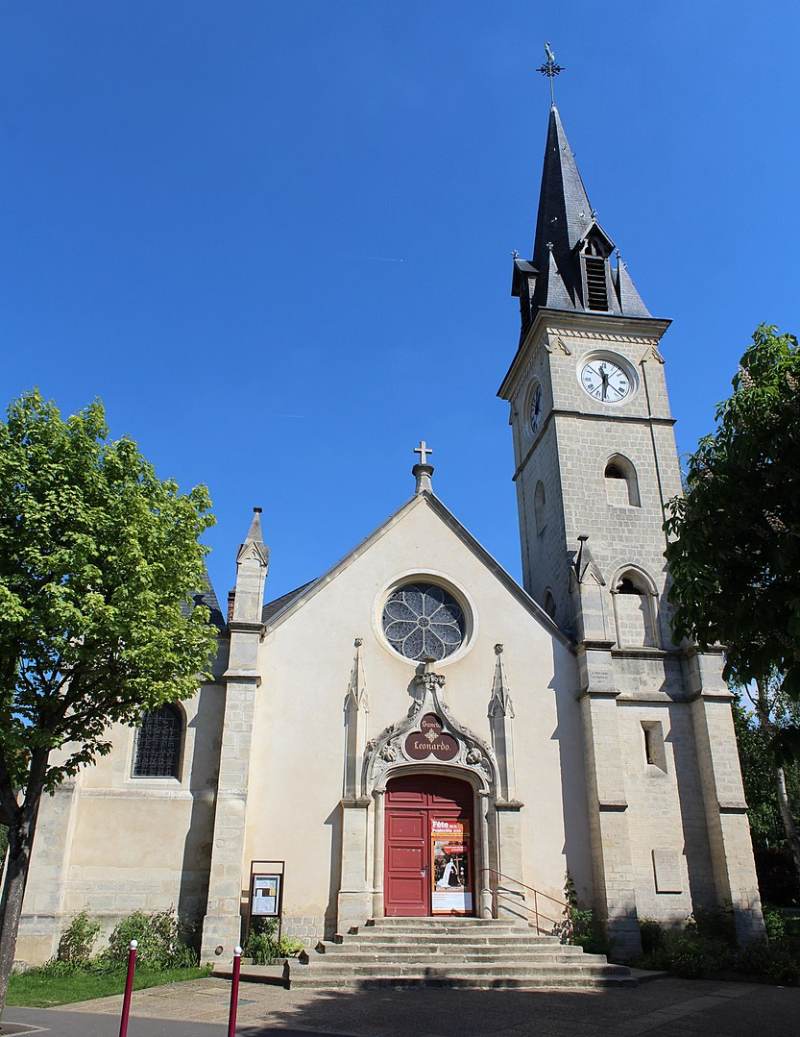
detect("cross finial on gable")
[414,440,433,466]
[412,440,435,495]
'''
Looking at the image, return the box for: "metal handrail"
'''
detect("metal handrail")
[480,868,568,935]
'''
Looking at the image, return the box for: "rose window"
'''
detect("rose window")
[382,583,465,661]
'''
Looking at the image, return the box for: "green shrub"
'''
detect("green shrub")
[634,910,800,985]
[670,933,732,978]
[689,906,735,943]
[244,918,279,965]
[37,958,83,977]
[57,910,101,965]
[638,918,666,955]
[106,910,197,970]
[552,874,608,956]
[785,915,800,938]
[277,936,304,957]
[737,938,800,985]
[763,905,787,942]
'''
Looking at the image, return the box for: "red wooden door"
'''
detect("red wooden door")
[384,808,429,916]
[384,774,474,917]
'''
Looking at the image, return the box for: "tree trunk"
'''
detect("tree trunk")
[775,766,800,884]
[753,676,800,890]
[0,811,36,1018]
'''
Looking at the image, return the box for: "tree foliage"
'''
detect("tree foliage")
[665,324,800,697]
[733,692,800,849]
[0,391,217,797]
[0,390,218,1014]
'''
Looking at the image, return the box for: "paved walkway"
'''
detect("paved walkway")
[3,974,800,1036]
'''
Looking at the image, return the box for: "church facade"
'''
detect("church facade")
[17,104,764,965]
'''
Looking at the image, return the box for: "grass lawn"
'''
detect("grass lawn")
[7,965,211,1008]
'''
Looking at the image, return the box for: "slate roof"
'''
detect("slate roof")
[183,566,226,631]
[515,105,652,321]
[261,580,316,624]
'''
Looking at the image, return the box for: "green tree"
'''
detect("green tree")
[0,391,217,1015]
[733,677,800,888]
[664,324,800,695]
[665,324,800,887]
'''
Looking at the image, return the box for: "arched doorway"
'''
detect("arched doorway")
[384,773,474,917]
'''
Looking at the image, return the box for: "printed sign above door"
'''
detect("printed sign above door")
[404,714,459,761]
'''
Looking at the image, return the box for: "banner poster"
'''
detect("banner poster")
[431,818,472,915]
[251,874,281,916]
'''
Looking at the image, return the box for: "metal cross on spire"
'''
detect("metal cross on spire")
[414,440,433,466]
[536,41,565,107]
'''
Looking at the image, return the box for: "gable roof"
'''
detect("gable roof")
[259,491,573,649]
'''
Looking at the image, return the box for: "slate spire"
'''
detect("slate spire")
[532,106,592,273]
[512,105,652,327]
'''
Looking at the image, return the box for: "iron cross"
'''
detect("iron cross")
[414,440,433,466]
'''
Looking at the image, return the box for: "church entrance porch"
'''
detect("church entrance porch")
[384,774,474,917]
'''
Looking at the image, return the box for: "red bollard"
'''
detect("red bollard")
[227,945,242,1037]
[118,939,138,1037]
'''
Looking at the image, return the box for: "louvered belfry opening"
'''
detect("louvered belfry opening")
[584,256,609,310]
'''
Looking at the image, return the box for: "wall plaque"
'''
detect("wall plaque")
[404,713,459,761]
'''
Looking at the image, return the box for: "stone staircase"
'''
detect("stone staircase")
[287,916,635,990]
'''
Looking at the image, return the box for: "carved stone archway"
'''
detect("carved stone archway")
[337,661,521,932]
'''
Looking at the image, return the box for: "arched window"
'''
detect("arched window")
[543,589,557,620]
[133,704,183,778]
[604,454,640,507]
[612,569,658,648]
[534,481,547,535]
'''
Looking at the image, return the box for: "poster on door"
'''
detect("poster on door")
[431,818,472,914]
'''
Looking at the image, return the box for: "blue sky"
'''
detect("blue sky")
[2,2,797,605]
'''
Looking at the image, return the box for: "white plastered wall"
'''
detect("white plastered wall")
[16,679,225,965]
[242,495,590,943]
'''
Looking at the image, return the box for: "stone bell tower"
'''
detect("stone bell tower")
[497,78,764,955]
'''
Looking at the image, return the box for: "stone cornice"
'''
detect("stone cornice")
[610,647,680,661]
[498,308,671,400]
[227,621,265,635]
[221,669,262,686]
[340,796,371,809]
[719,801,749,814]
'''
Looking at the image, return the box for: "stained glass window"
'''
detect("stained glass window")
[382,583,465,662]
[133,704,182,778]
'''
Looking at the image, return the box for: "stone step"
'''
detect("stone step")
[307,950,602,965]
[352,933,547,941]
[289,975,635,990]
[317,941,588,957]
[332,933,560,947]
[294,962,629,978]
[218,914,634,993]
[366,917,528,929]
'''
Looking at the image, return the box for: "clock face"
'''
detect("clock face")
[529,384,543,434]
[580,358,631,403]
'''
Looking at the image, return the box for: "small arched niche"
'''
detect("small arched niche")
[604,454,640,508]
[613,568,658,648]
[543,589,557,620]
[534,480,547,535]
